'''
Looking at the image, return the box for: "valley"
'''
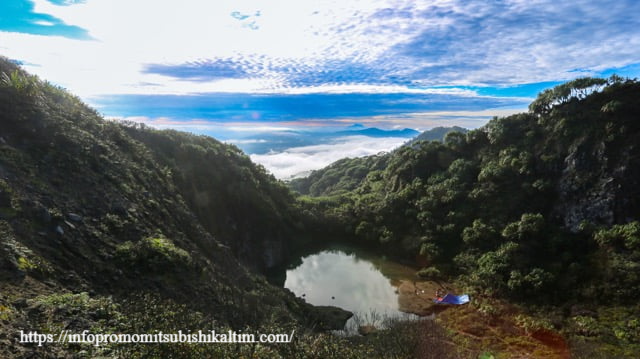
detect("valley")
[1,57,639,358]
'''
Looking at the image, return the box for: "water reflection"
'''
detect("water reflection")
[284,248,422,330]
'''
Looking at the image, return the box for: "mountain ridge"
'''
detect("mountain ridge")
[231,126,418,155]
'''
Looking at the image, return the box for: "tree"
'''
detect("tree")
[502,213,545,242]
[462,219,499,248]
[529,77,608,115]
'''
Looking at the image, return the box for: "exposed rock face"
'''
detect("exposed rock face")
[555,137,640,232]
[556,140,614,231]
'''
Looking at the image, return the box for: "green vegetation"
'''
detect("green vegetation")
[294,75,640,301]
[289,155,390,196]
[292,76,640,356]
[115,235,192,272]
[2,54,640,357]
[114,300,463,359]
[406,126,469,146]
[0,56,312,357]
[121,125,305,270]
[289,127,469,198]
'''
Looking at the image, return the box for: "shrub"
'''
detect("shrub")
[115,234,192,271]
[417,266,442,280]
[594,222,640,250]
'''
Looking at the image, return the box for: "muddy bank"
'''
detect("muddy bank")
[395,280,454,316]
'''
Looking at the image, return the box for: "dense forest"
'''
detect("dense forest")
[293,76,639,304]
[291,76,640,356]
[1,55,639,357]
[289,126,468,196]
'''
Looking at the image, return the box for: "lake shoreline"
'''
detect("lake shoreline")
[278,243,455,333]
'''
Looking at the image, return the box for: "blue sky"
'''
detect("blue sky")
[1,0,640,177]
[1,0,639,130]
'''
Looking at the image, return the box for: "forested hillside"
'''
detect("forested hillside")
[0,57,372,358]
[297,77,640,302]
[406,126,469,146]
[120,127,305,270]
[289,126,469,197]
[294,77,640,354]
[2,55,639,357]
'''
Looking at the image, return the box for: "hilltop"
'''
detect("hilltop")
[407,126,469,145]
[289,126,469,196]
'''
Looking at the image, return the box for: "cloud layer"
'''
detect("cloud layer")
[1,0,639,98]
[3,0,637,176]
[250,136,408,179]
[1,0,639,142]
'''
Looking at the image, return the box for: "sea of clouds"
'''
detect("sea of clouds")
[250,135,408,180]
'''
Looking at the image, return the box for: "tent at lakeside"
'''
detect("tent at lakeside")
[433,294,470,305]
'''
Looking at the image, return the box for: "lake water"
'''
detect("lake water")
[282,246,434,331]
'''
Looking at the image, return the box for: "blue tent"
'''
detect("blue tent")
[433,293,470,305]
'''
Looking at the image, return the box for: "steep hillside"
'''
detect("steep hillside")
[298,76,640,296]
[288,154,390,196]
[295,77,640,355]
[0,58,354,358]
[289,126,468,197]
[3,57,481,359]
[2,57,638,357]
[120,126,304,270]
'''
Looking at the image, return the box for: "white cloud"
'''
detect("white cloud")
[32,20,56,26]
[225,139,267,144]
[110,106,525,138]
[6,0,426,96]
[2,0,638,100]
[250,135,408,179]
[316,107,525,131]
[272,84,479,96]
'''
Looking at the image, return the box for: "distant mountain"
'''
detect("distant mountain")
[345,123,367,130]
[230,126,419,154]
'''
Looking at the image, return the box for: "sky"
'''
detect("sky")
[1,0,640,177]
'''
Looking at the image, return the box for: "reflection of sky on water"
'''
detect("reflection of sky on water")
[284,250,402,317]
